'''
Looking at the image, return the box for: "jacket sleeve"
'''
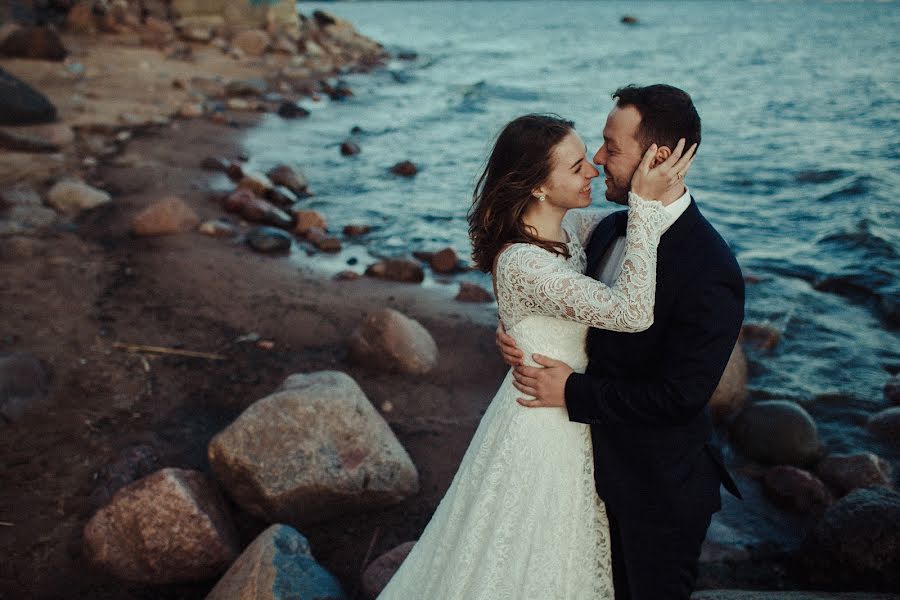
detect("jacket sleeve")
[565,272,744,426]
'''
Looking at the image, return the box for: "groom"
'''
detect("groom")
[497,84,744,599]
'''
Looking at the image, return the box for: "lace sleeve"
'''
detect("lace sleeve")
[496,193,669,332]
[563,209,606,246]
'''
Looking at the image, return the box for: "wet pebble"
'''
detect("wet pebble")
[390,160,418,177]
[456,282,493,303]
[246,226,292,253]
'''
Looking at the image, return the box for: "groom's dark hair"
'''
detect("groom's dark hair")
[613,84,701,154]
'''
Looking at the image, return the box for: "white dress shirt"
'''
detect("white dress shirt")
[596,187,692,285]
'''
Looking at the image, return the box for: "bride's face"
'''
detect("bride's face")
[537,131,600,210]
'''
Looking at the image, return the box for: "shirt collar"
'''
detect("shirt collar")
[661,186,691,233]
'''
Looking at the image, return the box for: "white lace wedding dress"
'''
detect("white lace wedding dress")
[377,194,669,600]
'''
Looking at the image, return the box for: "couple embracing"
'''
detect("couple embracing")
[379,84,745,600]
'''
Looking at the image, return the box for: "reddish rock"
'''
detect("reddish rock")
[348,308,438,375]
[763,465,834,514]
[362,541,416,599]
[225,162,244,181]
[816,453,894,497]
[294,210,327,234]
[237,173,273,197]
[365,259,424,283]
[223,190,292,229]
[709,342,748,420]
[343,224,371,237]
[430,247,458,274]
[208,371,419,525]
[390,161,418,177]
[334,270,360,281]
[340,140,361,156]
[456,282,493,303]
[740,323,781,351]
[83,468,239,583]
[132,197,200,236]
[315,236,342,253]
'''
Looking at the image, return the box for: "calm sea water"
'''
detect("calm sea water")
[240,1,899,467]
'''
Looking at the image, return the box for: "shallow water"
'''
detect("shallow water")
[240,1,899,469]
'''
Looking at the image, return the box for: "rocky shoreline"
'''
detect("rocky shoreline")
[1,2,898,599]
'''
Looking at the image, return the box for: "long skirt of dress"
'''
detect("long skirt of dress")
[377,369,615,600]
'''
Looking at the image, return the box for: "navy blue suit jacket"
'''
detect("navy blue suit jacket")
[565,198,743,520]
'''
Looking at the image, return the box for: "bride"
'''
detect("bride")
[377,114,694,599]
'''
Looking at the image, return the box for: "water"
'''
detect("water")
[240,1,900,466]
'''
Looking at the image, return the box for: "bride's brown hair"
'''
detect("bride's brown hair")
[468,114,575,273]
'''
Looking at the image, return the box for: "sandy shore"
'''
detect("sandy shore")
[0,107,509,598]
[0,21,514,598]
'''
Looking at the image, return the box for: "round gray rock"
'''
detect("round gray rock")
[208,371,419,526]
[47,178,111,216]
[347,308,438,375]
[206,524,346,600]
[731,400,821,466]
[83,468,239,584]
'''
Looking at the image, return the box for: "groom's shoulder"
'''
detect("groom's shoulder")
[691,204,742,278]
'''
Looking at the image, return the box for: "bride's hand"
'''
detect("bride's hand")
[630,138,697,201]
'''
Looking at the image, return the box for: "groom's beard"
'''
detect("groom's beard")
[603,171,632,206]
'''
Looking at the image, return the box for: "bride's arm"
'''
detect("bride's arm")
[496,194,668,333]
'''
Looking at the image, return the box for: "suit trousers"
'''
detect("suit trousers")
[607,506,713,600]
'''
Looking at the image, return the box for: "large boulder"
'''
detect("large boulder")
[709,342,748,420]
[83,468,240,584]
[208,371,419,526]
[361,541,415,600]
[815,453,893,497]
[206,524,345,600]
[731,400,821,466]
[347,308,438,375]
[0,352,49,423]
[803,487,900,589]
[132,197,200,236]
[0,66,57,125]
[46,178,111,216]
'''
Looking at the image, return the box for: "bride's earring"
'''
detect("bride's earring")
[537,194,546,202]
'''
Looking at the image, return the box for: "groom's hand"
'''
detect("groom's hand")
[514,354,574,408]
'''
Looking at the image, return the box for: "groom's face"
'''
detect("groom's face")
[593,105,645,205]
